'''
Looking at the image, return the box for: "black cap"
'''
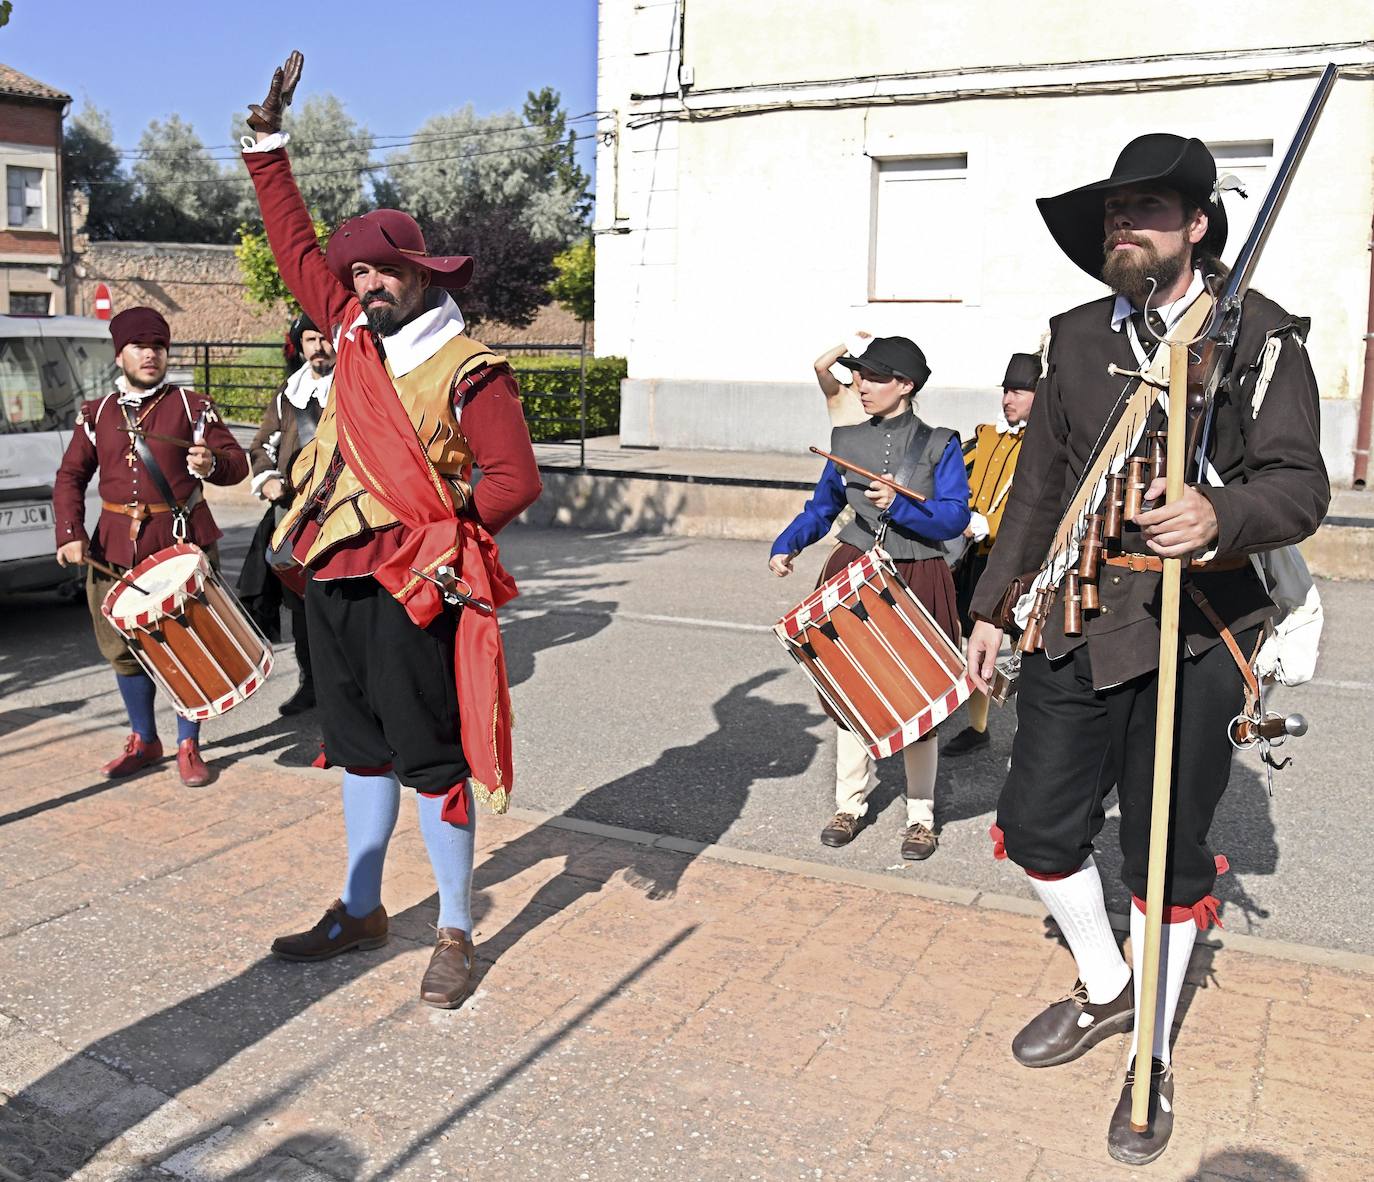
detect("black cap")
[836,336,931,391]
[1001,352,1042,392]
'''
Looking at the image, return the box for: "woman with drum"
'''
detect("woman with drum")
[770,336,970,860]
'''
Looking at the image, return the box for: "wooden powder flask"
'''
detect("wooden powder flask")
[1148,432,1168,483]
[1063,571,1084,636]
[1078,514,1104,580]
[1021,587,1050,652]
[1080,574,1100,612]
[1103,474,1126,540]
[1124,456,1151,520]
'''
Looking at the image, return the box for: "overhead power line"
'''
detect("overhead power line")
[109,111,606,160]
[81,132,591,189]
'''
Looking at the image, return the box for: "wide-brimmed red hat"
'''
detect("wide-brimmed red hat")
[110,306,171,353]
[325,209,473,290]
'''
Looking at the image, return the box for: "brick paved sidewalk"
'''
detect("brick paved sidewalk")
[2,708,1372,1181]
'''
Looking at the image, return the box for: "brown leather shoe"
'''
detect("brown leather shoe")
[900,823,938,860]
[102,733,164,777]
[419,927,474,1009]
[820,812,863,848]
[176,738,211,787]
[271,899,389,962]
[1012,977,1133,1067]
[1107,1057,1174,1165]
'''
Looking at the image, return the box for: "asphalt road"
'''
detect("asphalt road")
[4,506,1371,955]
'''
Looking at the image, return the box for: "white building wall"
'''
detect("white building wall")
[596,1,1374,482]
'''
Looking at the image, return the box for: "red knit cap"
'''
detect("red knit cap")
[110,307,171,354]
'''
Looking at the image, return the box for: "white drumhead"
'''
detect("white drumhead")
[108,551,204,619]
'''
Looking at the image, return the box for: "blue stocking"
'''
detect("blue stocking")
[415,784,476,933]
[175,715,200,744]
[115,672,157,743]
[338,770,401,923]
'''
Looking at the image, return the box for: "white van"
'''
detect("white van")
[0,315,115,596]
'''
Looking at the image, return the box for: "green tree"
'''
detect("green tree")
[130,115,244,242]
[522,86,592,228]
[62,105,135,240]
[549,237,594,323]
[235,216,329,313]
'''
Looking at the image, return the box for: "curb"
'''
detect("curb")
[230,748,1374,977]
[498,805,1374,976]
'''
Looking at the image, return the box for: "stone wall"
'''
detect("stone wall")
[70,239,593,350]
[72,242,288,343]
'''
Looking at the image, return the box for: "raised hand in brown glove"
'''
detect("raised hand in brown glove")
[247,50,304,135]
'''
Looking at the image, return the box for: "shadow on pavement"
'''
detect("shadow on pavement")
[470,669,822,966]
[1187,1148,1307,1180]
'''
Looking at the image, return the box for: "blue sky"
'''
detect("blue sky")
[1,0,598,169]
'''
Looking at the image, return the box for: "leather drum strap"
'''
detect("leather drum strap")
[131,429,190,539]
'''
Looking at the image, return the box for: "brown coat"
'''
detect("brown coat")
[970,290,1329,689]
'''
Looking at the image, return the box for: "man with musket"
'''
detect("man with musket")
[237,311,336,715]
[965,135,1328,1162]
[53,307,250,786]
[239,52,542,1008]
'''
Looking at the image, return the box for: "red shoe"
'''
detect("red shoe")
[101,733,164,778]
[176,739,211,787]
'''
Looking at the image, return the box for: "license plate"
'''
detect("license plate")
[0,502,53,534]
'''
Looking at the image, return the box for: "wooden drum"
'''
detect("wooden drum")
[775,549,975,758]
[101,543,273,720]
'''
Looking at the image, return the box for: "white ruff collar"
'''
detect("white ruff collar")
[346,289,467,378]
[283,364,333,409]
[115,374,166,404]
[995,410,1026,436]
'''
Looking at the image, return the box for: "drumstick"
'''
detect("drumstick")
[118,426,237,460]
[808,446,927,503]
[82,556,149,595]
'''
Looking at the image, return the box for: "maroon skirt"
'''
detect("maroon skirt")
[814,542,961,738]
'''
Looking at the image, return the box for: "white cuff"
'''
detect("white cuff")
[189,455,215,479]
[251,469,285,499]
[241,131,290,153]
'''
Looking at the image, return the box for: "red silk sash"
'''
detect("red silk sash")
[332,307,518,819]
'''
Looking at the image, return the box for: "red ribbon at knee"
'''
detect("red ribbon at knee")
[988,823,1007,861]
[1131,893,1225,931]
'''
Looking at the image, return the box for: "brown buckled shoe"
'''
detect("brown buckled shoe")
[419,927,474,1009]
[1107,1057,1174,1165]
[270,899,389,962]
[102,733,164,778]
[1012,977,1133,1068]
[820,812,863,847]
[900,823,938,860]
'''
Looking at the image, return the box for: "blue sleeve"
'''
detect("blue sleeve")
[771,461,847,556]
[885,436,972,542]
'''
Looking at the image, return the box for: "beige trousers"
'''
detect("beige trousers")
[835,726,937,827]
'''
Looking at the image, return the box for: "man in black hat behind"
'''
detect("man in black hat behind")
[238,311,336,715]
[964,134,1328,1163]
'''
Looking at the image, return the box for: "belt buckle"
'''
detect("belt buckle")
[1128,553,1149,573]
[125,501,148,521]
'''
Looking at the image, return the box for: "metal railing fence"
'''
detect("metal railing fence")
[171,337,591,465]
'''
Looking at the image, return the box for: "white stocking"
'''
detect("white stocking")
[1027,856,1131,1005]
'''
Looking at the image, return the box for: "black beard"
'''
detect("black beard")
[308,357,335,376]
[364,302,403,336]
[1101,237,1189,306]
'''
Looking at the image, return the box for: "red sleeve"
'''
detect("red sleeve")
[459,366,542,535]
[53,403,99,547]
[242,147,354,334]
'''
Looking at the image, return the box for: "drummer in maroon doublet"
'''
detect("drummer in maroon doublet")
[240,52,542,1008]
[53,306,249,786]
[770,336,971,861]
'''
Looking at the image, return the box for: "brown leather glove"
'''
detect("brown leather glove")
[247,50,304,134]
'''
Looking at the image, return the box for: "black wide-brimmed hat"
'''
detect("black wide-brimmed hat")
[1037,134,1228,281]
[836,336,931,391]
[1001,352,1042,392]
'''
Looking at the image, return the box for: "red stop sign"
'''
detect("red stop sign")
[93,283,112,320]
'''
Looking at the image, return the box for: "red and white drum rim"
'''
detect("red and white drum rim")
[100,541,209,629]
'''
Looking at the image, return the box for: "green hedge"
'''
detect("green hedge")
[513,354,625,443]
